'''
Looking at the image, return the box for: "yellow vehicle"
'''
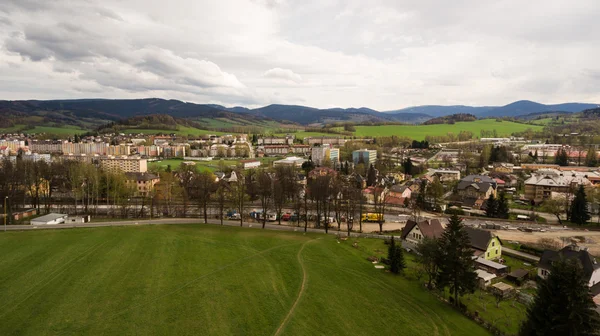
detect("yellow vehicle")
[361,213,385,222]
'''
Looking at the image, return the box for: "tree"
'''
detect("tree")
[497,192,509,219]
[256,169,273,229]
[388,236,406,274]
[555,148,569,166]
[191,171,216,223]
[519,258,600,336]
[402,158,413,176]
[231,171,248,227]
[366,164,377,187]
[541,198,567,225]
[435,214,478,306]
[485,194,498,218]
[427,179,444,212]
[585,147,598,167]
[479,144,491,168]
[570,185,590,226]
[373,187,389,233]
[415,237,439,288]
[215,181,228,225]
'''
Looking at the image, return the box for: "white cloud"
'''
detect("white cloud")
[0,0,599,109]
[263,67,302,83]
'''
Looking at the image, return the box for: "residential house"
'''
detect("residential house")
[456,175,497,200]
[493,163,515,173]
[389,185,412,199]
[239,159,261,169]
[464,227,502,260]
[125,172,160,197]
[430,169,461,182]
[524,169,594,202]
[400,219,444,248]
[538,245,600,286]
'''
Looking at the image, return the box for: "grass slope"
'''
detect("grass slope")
[354,119,542,140]
[0,125,86,135]
[0,225,488,336]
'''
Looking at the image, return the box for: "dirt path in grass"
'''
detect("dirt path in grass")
[273,239,314,336]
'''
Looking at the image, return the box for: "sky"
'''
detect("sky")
[0,0,599,110]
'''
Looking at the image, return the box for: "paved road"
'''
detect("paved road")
[502,247,540,263]
[2,218,374,236]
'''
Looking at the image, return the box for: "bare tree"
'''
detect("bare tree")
[230,171,248,227]
[191,171,217,223]
[256,169,273,229]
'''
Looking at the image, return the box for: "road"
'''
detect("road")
[1,217,407,235]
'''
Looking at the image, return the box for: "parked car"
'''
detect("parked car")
[281,213,292,221]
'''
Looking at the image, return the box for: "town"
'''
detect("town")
[2,125,600,335]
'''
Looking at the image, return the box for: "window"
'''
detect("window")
[491,241,495,247]
[486,252,490,258]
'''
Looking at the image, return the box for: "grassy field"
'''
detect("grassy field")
[121,127,228,136]
[353,120,543,140]
[0,225,489,336]
[149,158,241,172]
[0,125,87,135]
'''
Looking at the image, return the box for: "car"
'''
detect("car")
[281,213,292,221]
[228,213,241,220]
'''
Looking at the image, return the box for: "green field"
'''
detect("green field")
[0,125,86,135]
[122,127,228,136]
[149,158,241,172]
[0,225,489,335]
[353,120,543,140]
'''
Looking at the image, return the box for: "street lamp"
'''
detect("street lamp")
[4,196,8,232]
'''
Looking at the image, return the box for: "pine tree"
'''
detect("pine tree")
[519,258,600,336]
[485,194,498,218]
[388,236,406,274]
[435,214,477,306]
[570,185,591,226]
[366,164,377,187]
[402,158,413,176]
[497,192,509,219]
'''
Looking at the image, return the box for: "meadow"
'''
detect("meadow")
[148,157,281,172]
[353,119,543,140]
[0,125,87,135]
[0,225,490,336]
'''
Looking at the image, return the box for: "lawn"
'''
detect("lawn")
[0,225,489,336]
[149,158,241,172]
[353,120,543,140]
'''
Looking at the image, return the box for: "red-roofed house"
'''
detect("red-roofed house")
[401,219,445,248]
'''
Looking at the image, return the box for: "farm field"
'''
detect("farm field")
[0,225,489,336]
[353,120,543,140]
[121,126,227,136]
[0,124,87,135]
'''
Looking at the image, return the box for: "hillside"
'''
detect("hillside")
[422,113,477,125]
[388,100,597,118]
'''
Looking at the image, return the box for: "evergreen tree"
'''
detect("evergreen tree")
[402,158,413,176]
[534,150,539,162]
[485,194,498,218]
[366,164,377,187]
[497,192,509,219]
[388,236,406,274]
[519,258,600,336]
[435,214,477,306]
[570,185,591,226]
[585,147,598,167]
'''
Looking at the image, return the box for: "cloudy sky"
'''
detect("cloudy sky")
[1,0,599,110]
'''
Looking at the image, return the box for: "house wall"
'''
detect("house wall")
[537,267,550,279]
[589,269,600,287]
[405,226,424,245]
[484,237,502,260]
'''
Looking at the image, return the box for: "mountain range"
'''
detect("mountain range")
[0,98,597,128]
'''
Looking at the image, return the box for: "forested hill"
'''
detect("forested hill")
[422,113,477,125]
